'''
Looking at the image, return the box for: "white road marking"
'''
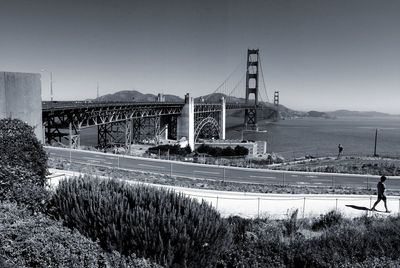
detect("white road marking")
[87,160,101,163]
[311,178,332,182]
[250,175,276,179]
[193,170,220,175]
[138,163,165,169]
[82,156,99,160]
[291,175,299,177]
[306,175,317,178]
[104,162,114,165]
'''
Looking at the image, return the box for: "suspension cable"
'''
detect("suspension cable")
[204,57,245,101]
[258,53,270,103]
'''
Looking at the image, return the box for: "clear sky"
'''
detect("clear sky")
[1,0,399,113]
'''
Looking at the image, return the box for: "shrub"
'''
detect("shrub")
[217,218,285,268]
[197,144,248,157]
[0,202,161,268]
[311,210,343,231]
[51,176,230,267]
[283,209,300,237]
[0,119,49,211]
[148,144,191,156]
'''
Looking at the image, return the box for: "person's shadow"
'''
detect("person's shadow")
[345,205,370,211]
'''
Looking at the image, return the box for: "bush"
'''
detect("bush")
[283,209,300,237]
[197,144,248,157]
[51,176,230,267]
[0,119,49,211]
[217,217,285,268]
[148,144,191,156]
[311,210,343,231]
[0,202,161,268]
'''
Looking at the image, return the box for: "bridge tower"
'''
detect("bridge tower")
[244,49,259,130]
[274,90,279,121]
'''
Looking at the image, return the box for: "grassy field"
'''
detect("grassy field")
[271,156,400,176]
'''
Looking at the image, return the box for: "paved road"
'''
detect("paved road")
[46,147,400,190]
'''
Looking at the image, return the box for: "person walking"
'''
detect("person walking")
[371,175,390,212]
[337,144,344,159]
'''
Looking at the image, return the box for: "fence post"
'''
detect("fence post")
[303,197,306,218]
[257,197,260,218]
[117,155,120,168]
[335,198,338,211]
[223,166,226,182]
[366,176,369,190]
[170,162,173,177]
[216,196,219,210]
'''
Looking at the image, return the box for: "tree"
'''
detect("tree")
[0,119,48,206]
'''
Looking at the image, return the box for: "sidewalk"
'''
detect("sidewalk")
[48,169,398,219]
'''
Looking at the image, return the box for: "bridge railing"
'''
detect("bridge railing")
[42,101,185,111]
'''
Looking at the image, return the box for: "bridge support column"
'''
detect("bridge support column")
[220,97,226,140]
[97,121,127,148]
[177,93,194,150]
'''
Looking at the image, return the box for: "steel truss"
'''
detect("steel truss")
[42,101,264,146]
[42,102,183,145]
[194,110,221,142]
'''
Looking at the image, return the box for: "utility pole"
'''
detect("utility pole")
[374,128,379,157]
[97,81,100,99]
[50,71,53,102]
[41,69,54,101]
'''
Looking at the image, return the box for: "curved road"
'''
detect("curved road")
[46,147,400,191]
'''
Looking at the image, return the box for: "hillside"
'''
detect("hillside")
[327,109,395,117]
[94,90,183,102]
[94,90,303,119]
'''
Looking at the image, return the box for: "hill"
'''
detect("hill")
[93,90,303,119]
[94,90,183,102]
[327,110,395,117]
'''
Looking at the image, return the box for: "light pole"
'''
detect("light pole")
[41,69,53,102]
[374,128,380,157]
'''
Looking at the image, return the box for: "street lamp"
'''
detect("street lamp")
[41,69,53,102]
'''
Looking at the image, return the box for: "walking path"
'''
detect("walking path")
[48,168,398,219]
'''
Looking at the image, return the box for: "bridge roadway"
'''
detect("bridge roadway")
[46,147,400,191]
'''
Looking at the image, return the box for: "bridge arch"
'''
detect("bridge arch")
[194,116,220,143]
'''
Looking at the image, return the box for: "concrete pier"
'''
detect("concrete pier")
[220,96,226,140]
[177,93,194,150]
[0,72,42,141]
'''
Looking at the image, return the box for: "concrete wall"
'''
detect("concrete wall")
[0,72,42,141]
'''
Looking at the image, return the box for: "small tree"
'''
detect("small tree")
[0,119,48,208]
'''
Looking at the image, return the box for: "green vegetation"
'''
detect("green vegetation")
[272,156,400,176]
[0,119,160,267]
[197,144,248,157]
[148,144,191,156]
[51,177,230,268]
[0,118,48,205]
[0,202,161,268]
[218,211,400,268]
